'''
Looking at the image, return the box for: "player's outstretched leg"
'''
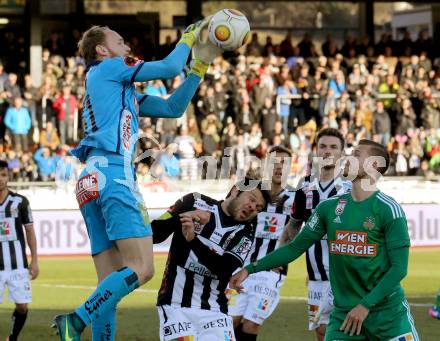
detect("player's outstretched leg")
[52,266,139,340]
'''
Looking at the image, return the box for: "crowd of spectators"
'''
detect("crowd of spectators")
[1,29,440,185]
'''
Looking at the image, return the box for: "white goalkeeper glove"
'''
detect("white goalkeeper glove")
[189,28,222,77]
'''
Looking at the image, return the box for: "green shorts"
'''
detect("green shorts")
[325,299,419,341]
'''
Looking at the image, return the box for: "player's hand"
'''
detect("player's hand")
[229,268,249,293]
[179,213,196,242]
[183,209,211,225]
[179,15,212,49]
[340,304,369,336]
[192,38,222,66]
[29,259,39,280]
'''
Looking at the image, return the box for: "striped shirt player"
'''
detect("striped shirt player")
[0,164,38,341]
[152,188,267,341]
[290,175,351,330]
[0,193,33,272]
[229,188,295,325]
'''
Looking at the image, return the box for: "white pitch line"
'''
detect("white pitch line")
[34,284,433,307]
[36,283,157,294]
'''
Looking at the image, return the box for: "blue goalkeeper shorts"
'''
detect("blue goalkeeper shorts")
[75,148,152,255]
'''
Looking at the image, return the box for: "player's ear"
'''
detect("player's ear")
[96,44,108,57]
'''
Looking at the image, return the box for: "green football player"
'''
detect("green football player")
[230,139,419,341]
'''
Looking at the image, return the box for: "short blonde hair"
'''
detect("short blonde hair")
[78,26,108,65]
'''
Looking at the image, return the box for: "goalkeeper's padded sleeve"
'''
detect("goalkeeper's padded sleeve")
[245,224,323,274]
[359,246,409,310]
[137,73,201,118]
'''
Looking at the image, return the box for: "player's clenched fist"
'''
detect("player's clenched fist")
[179,213,196,242]
[228,268,249,293]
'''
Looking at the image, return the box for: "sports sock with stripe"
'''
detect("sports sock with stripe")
[75,267,138,327]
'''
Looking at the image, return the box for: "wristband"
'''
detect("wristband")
[189,59,209,78]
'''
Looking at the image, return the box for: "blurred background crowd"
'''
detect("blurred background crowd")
[1,28,440,185]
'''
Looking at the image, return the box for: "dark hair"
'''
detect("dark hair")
[358,139,390,174]
[225,176,270,204]
[316,128,345,150]
[0,160,8,169]
[268,145,292,157]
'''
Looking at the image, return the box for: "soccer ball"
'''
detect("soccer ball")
[208,9,251,51]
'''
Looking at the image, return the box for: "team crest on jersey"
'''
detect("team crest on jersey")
[263,216,278,233]
[124,56,141,67]
[363,216,375,230]
[335,199,347,216]
[231,236,252,260]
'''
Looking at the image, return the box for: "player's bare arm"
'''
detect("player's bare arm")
[25,223,39,280]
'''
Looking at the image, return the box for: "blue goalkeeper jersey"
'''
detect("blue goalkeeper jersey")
[71,57,145,162]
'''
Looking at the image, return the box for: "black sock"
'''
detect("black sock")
[9,309,28,341]
[240,331,257,341]
[234,323,243,340]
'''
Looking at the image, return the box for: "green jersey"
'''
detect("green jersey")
[247,190,411,311]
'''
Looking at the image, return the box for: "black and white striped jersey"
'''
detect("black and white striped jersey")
[0,191,33,271]
[291,175,351,281]
[154,193,256,314]
[245,188,295,275]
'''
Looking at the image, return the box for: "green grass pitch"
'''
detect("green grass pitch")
[1,249,439,340]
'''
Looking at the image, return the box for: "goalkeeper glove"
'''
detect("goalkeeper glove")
[178,16,211,49]
[189,39,222,78]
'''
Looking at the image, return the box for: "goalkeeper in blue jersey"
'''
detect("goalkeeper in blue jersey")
[52,20,221,341]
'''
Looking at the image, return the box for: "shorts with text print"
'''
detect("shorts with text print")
[228,271,285,325]
[76,149,152,255]
[308,280,333,330]
[0,269,32,304]
[158,305,235,341]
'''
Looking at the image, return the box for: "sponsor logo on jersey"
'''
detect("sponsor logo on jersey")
[335,199,347,216]
[333,216,341,224]
[121,110,132,151]
[263,216,278,233]
[75,173,99,208]
[363,216,375,230]
[231,237,252,260]
[0,220,10,235]
[194,199,217,213]
[330,230,377,257]
[186,261,217,279]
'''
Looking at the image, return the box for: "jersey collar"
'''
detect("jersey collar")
[86,60,102,72]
